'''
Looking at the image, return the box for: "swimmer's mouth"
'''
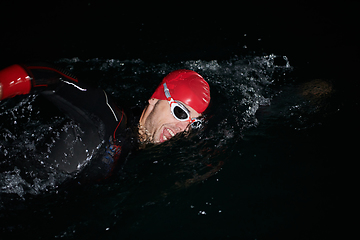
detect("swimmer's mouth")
[160,127,175,142]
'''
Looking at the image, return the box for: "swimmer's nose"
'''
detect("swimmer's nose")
[175,121,190,133]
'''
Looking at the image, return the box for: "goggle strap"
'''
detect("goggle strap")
[163,83,171,99]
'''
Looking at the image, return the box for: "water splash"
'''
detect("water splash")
[1,54,292,199]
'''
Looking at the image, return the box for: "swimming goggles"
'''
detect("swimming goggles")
[163,83,202,128]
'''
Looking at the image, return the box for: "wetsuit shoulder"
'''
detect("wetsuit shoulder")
[22,64,128,178]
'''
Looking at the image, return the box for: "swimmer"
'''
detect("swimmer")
[0,64,210,180]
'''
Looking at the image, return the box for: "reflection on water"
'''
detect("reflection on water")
[0,55,342,239]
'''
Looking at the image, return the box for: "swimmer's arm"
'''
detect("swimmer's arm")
[0,64,32,101]
[0,63,78,101]
[0,63,120,128]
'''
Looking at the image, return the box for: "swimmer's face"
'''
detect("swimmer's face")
[140,98,201,143]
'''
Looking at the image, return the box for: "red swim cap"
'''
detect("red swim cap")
[151,70,210,113]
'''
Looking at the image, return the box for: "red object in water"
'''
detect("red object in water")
[0,64,31,100]
[151,69,211,114]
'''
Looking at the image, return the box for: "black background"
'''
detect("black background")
[1,1,359,69]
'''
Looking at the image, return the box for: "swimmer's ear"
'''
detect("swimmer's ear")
[148,98,159,106]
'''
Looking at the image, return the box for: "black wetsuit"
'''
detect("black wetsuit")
[23,64,137,182]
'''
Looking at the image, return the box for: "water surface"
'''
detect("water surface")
[0,55,348,239]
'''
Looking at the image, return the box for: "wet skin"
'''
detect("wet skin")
[139,98,201,143]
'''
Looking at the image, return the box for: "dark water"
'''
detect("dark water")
[0,54,354,239]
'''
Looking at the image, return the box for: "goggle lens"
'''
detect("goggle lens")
[173,104,189,120]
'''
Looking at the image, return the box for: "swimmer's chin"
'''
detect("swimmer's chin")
[154,136,166,144]
[152,136,171,144]
[138,135,164,145]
